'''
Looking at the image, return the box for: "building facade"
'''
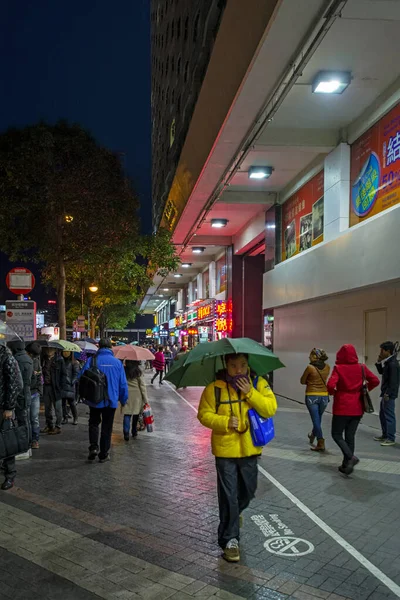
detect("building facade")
[151,0,227,230]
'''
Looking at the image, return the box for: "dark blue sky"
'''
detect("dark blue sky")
[0,0,151,304]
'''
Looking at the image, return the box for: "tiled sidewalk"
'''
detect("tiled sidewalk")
[0,375,399,599]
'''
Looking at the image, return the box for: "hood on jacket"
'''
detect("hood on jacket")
[26,341,42,356]
[7,339,26,354]
[336,344,359,365]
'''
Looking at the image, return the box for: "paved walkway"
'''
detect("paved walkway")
[0,374,399,600]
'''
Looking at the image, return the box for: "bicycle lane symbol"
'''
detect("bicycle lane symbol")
[264,536,314,557]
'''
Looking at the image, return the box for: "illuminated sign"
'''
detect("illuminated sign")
[146,329,153,336]
[198,305,212,320]
[188,328,198,335]
[215,299,233,334]
[48,300,57,305]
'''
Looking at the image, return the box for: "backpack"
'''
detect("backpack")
[79,356,109,405]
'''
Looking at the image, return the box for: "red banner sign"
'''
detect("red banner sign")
[281,171,324,261]
[350,102,400,226]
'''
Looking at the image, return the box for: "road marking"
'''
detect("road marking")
[258,465,400,598]
[168,383,400,598]
[264,536,314,557]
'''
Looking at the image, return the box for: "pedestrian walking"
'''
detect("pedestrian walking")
[300,348,330,452]
[41,348,66,435]
[61,351,79,425]
[122,360,148,441]
[25,342,43,449]
[197,353,277,563]
[327,344,379,475]
[374,341,399,446]
[164,347,173,373]
[151,346,165,385]
[0,340,23,490]
[81,338,128,463]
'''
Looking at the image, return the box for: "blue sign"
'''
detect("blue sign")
[351,152,380,217]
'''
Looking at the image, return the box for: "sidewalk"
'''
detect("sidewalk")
[0,375,398,600]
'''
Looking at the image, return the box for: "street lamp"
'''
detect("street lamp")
[88,285,99,338]
[89,285,99,293]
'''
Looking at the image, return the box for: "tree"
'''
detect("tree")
[0,121,148,338]
[63,227,180,338]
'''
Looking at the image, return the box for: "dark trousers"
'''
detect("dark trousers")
[379,397,396,441]
[215,456,258,549]
[151,369,163,384]
[89,407,116,459]
[44,385,62,428]
[62,398,78,420]
[0,408,27,482]
[331,415,361,463]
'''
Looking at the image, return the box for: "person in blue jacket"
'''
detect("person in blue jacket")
[80,338,128,463]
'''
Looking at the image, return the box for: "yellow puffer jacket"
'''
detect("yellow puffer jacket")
[197,376,277,458]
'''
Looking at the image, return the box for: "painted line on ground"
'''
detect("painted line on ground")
[167,383,400,598]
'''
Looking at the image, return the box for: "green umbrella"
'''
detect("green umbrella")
[55,340,82,353]
[164,338,284,388]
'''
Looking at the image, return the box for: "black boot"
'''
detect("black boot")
[1,479,14,491]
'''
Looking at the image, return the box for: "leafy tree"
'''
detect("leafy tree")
[0,122,178,338]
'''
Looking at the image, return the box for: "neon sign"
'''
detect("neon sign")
[188,328,198,335]
[198,305,212,320]
[215,299,233,334]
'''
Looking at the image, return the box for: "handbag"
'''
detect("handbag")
[361,365,374,414]
[248,409,275,447]
[0,417,30,460]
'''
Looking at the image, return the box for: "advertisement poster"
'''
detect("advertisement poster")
[281,171,324,261]
[350,102,400,226]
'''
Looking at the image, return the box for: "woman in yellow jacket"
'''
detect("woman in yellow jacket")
[197,353,277,563]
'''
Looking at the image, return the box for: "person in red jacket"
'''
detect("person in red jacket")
[151,346,165,386]
[327,344,379,475]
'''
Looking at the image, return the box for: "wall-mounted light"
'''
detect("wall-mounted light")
[181,263,192,268]
[266,224,276,230]
[249,166,273,180]
[192,247,206,254]
[211,218,229,228]
[174,274,183,278]
[312,70,351,94]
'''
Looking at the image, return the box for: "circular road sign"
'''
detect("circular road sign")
[6,268,35,296]
[264,536,314,557]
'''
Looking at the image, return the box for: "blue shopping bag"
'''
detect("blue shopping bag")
[248,409,275,447]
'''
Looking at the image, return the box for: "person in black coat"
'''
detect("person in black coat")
[61,352,79,425]
[25,342,43,449]
[41,348,66,435]
[375,341,400,446]
[0,342,23,490]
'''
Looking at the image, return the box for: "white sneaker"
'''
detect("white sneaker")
[223,538,240,562]
[16,450,31,461]
[226,538,239,549]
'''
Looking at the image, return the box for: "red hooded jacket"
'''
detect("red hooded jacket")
[327,344,380,416]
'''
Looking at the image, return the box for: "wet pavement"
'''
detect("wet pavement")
[0,373,399,600]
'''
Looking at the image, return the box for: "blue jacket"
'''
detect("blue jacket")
[80,348,128,409]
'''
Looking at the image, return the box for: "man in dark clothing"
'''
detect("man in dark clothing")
[41,348,66,435]
[0,342,23,490]
[26,342,43,449]
[375,341,400,446]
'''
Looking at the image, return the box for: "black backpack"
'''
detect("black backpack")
[79,355,109,405]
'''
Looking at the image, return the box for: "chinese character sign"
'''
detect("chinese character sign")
[215,299,233,336]
[350,102,400,226]
[198,305,212,320]
[281,171,324,262]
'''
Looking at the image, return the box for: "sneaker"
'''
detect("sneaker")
[223,539,240,563]
[48,427,62,435]
[73,419,78,426]
[374,435,386,442]
[40,425,52,434]
[31,441,39,450]
[1,479,14,491]
[98,455,110,463]
[61,417,68,425]
[88,450,98,461]
[381,439,396,446]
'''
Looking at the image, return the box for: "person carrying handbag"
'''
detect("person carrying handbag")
[0,340,23,490]
[327,344,379,475]
[300,348,330,452]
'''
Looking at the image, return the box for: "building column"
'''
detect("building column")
[196,273,204,300]
[228,250,264,341]
[324,143,350,242]
[188,281,195,304]
[209,261,216,298]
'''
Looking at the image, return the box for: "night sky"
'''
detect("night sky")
[0,0,151,306]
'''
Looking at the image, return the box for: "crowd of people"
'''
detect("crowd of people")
[0,333,398,565]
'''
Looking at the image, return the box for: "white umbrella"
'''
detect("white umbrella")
[0,322,21,345]
[76,340,98,353]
